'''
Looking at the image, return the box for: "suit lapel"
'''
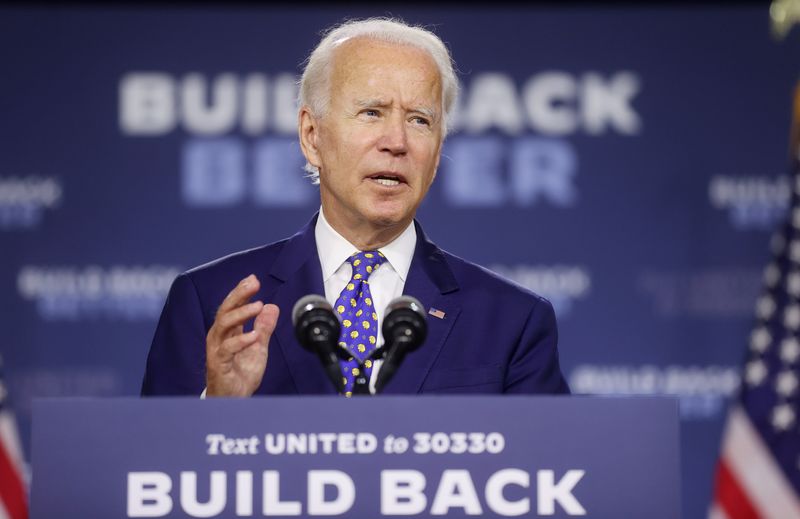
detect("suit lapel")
[266,216,461,395]
[381,221,461,394]
[267,214,338,395]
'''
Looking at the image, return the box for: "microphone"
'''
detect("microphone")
[375,296,428,393]
[292,295,344,393]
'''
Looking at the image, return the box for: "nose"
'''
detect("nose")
[378,114,408,156]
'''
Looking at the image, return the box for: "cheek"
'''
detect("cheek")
[330,129,371,163]
[414,141,441,175]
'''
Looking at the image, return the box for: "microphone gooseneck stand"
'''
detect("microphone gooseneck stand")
[294,295,428,396]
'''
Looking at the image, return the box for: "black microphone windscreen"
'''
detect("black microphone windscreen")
[385,295,426,318]
[382,295,427,351]
[292,294,332,326]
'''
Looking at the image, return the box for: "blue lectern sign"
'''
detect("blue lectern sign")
[31,396,679,518]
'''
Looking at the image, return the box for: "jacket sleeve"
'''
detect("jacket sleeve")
[141,273,209,396]
[504,297,570,394]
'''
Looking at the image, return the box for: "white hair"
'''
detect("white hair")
[298,17,460,182]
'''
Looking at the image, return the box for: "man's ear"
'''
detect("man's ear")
[298,107,322,169]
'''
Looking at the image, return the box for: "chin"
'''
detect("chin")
[365,208,410,229]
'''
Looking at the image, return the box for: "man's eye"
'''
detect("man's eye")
[412,116,431,126]
[363,110,379,117]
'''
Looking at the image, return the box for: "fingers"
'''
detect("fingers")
[216,305,279,356]
[218,274,260,315]
[211,275,263,337]
[219,328,262,357]
[216,300,264,331]
[254,303,280,340]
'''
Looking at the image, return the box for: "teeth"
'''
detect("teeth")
[374,178,400,186]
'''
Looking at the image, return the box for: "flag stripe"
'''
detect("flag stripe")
[708,503,730,519]
[721,406,800,518]
[715,459,759,519]
[0,439,26,519]
[0,415,24,478]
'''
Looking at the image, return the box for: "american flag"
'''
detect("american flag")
[709,85,800,518]
[0,356,27,519]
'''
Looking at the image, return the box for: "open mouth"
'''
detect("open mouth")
[368,173,406,187]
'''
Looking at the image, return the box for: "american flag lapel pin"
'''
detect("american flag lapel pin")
[428,307,446,319]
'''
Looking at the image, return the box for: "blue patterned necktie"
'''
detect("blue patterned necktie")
[334,250,387,396]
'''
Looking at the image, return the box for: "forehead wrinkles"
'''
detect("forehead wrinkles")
[328,38,442,108]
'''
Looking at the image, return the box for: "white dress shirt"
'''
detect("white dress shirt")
[315,207,416,392]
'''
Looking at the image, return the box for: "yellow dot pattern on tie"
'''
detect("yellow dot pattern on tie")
[333,249,387,396]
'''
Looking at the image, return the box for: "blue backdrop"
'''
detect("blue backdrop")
[2,5,798,517]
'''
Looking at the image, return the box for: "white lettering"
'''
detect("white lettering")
[120,71,641,138]
[242,74,268,134]
[182,73,238,135]
[524,72,578,135]
[485,469,530,516]
[180,471,226,517]
[537,470,586,515]
[357,432,378,453]
[463,73,524,134]
[0,176,62,207]
[307,470,355,515]
[119,73,175,135]
[236,471,253,516]
[381,470,427,515]
[581,72,641,135]
[263,470,301,516]
[205,434,225,455]
[273,73,299,134]
[127,472,173,517]
[430,470,482,515]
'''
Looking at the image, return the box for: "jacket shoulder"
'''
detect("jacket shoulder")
[184,238,289,284]
[439,249,551,307]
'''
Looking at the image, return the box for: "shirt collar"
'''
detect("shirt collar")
[315,207,416,282]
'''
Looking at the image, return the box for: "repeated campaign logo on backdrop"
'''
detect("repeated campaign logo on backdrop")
[16,265,182,321]
[709,174,789,230]
[0,176,62,229]
[117,70,641,209]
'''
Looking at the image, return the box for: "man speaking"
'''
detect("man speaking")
[141,18,569,397]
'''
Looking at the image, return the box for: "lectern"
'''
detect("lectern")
[31,396,680,517]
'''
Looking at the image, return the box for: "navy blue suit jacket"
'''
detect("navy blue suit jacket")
[141,216,569,395]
